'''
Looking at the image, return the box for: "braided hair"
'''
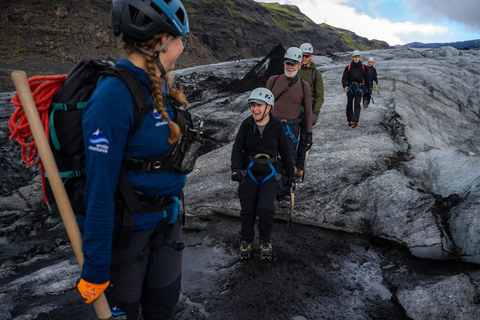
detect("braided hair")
[125,36,188,144]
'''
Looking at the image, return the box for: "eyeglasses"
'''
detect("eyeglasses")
[181,36,189,49]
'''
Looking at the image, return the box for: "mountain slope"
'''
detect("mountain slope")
[398,39,480,49]
[0,0,389,68]
[184,0,390,58]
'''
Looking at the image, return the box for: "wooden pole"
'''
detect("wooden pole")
[11,71,112,320]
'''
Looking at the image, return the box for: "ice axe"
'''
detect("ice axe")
[301,150,309,182]
[375,83,380,95]
[288,183,295,229]
[11,71,113,320]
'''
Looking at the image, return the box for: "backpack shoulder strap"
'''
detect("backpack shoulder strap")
[312,68,317,87]
[269,75,281,90]
[274,76,299,102]
[99,68,152,136]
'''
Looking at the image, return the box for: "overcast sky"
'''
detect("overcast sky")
[255,0,480,45]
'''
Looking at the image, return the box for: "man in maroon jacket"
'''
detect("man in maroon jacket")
[267,47,313,200]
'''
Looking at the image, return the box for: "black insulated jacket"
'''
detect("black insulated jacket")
[342,61,371,90]
[231,115,295,180]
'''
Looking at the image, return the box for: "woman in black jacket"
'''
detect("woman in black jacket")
[231,88,295,260]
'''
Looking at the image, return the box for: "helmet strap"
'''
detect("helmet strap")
[255,105,270,123]
[135,35,174,76]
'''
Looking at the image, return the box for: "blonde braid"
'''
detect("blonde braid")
[141,40,181,144]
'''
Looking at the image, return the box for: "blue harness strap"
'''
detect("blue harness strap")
[243,154,282,187]
[285,124,299,145]
[349,83,363,95]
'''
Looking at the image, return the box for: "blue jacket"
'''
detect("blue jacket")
[79,58,186,284]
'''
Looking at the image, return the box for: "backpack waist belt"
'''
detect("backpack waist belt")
[244,153,282,187]
[135,191,176,207]
[124,157,169,172]
[282,118,303,125]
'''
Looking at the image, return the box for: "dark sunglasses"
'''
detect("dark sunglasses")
[303,54,311,58]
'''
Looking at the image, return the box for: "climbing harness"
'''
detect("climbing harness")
[244,153,282,187]
[110,216,184,272]
[281,118,302,145]
[349,82,363,95]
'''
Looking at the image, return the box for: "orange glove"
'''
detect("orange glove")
[77,278,110,304]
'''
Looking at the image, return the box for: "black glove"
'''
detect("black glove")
[312,111,319,126]
[305,132,313,151]
[287,176,295,189]
[231,169,244,182]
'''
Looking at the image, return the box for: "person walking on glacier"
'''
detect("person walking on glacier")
[231,88,295,260]
[362,56,378,109]
[267,47,313,197]
[296,42,324,180]
[342,50,370,128]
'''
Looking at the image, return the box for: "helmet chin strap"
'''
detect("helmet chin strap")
[255,105,271,123]
[136,35,174,76]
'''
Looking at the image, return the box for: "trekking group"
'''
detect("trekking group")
[9,0,380,318]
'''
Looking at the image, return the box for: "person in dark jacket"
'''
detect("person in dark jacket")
[77,0,189,319]
[342,50,370,128]
[231,88,295,260]
[363,57,378,109]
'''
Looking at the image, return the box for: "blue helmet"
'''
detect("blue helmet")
[112,0,189,41]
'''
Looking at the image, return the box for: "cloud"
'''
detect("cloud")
[405,0,480,32]
[256,0,449,45]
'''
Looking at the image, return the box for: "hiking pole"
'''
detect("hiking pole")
[11,71,113,320]
[288,183,295,229]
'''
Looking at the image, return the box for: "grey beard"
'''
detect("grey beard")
[284,69,299,78]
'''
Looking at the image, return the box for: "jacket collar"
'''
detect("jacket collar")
[246,113,280,131]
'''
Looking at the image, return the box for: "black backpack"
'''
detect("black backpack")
[44,58,202,247]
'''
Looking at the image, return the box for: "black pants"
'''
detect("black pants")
[362,84,371,107]
[297,117,307,171]
[106,219,182,320]
[239,176,278,242]
[278,121,300,198]
[346,86,363,123]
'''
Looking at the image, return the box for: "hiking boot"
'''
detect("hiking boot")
[240,241,252,260]
[347,121,353,126]
[277,195,291,209]
[351,122,358,128]
[260,240,272,260]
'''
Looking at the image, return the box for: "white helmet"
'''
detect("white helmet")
[300,43,313,55]
[284,47,303,64]
[352,50,361,57]
[248,88,275,109]
[368,57,375,62]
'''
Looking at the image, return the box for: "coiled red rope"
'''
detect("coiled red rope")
[8,74,67,203]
